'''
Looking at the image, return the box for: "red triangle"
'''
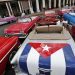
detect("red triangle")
[29,43,68,57]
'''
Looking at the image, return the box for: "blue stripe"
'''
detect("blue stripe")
[39,56,50,75]
[63,44,75,75]
[19,44,31,74]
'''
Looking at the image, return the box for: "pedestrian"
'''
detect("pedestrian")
[56,17,68,27]
[21,10,25,17]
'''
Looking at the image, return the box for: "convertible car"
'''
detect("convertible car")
[57,8,72,16]
[37,16,58,26]
[0,16,17,25]
[45,10,58,17]
[63,13,75,38]
[11,25,75,75]
[4,16,40,38]
[0,36,18,75]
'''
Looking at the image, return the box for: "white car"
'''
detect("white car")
[11,25,75,75]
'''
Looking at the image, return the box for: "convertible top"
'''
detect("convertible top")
[29,25,71,40]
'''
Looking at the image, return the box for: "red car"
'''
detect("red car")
[0,36,18,75]
[4,16,40,38]
[37,16,58,26]
[45,10,58,17]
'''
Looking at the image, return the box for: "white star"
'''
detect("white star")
[42,45,51,52]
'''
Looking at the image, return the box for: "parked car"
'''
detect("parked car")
[0,36,18,75]
[37,16,58,26]
[0,16,17,25]
[11,25,75,75]
[57,8,72,16]
[63,13,75,38]
[45,10,58,17]
[4,16,40,38]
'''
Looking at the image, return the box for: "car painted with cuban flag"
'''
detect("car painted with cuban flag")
[11,25,75,75]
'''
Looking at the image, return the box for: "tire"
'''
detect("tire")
[4,61,15,75]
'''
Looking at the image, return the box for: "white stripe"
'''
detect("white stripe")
[27,47,40,75]
[51,48,66,75]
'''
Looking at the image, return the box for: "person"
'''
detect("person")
[0,15,2,18]
[21,10,25,17]
[64,4,69,9]
[26,9,29,14]
[21,13,25,17]
[42,8,46,12]
[56,17,68,27]
[56,19,63,26]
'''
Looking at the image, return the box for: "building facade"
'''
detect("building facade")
[0,0,75,17]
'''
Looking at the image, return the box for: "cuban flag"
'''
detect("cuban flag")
[19,43,75,75]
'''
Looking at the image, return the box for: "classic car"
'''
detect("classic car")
[0,36,18,75]
[4,16,40,38]
[63,13,75,38]
[45,10,58,17]
[57,8,72,16]
[0,16,17,25]
[11,25,75,75]
[37,16,58,26]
